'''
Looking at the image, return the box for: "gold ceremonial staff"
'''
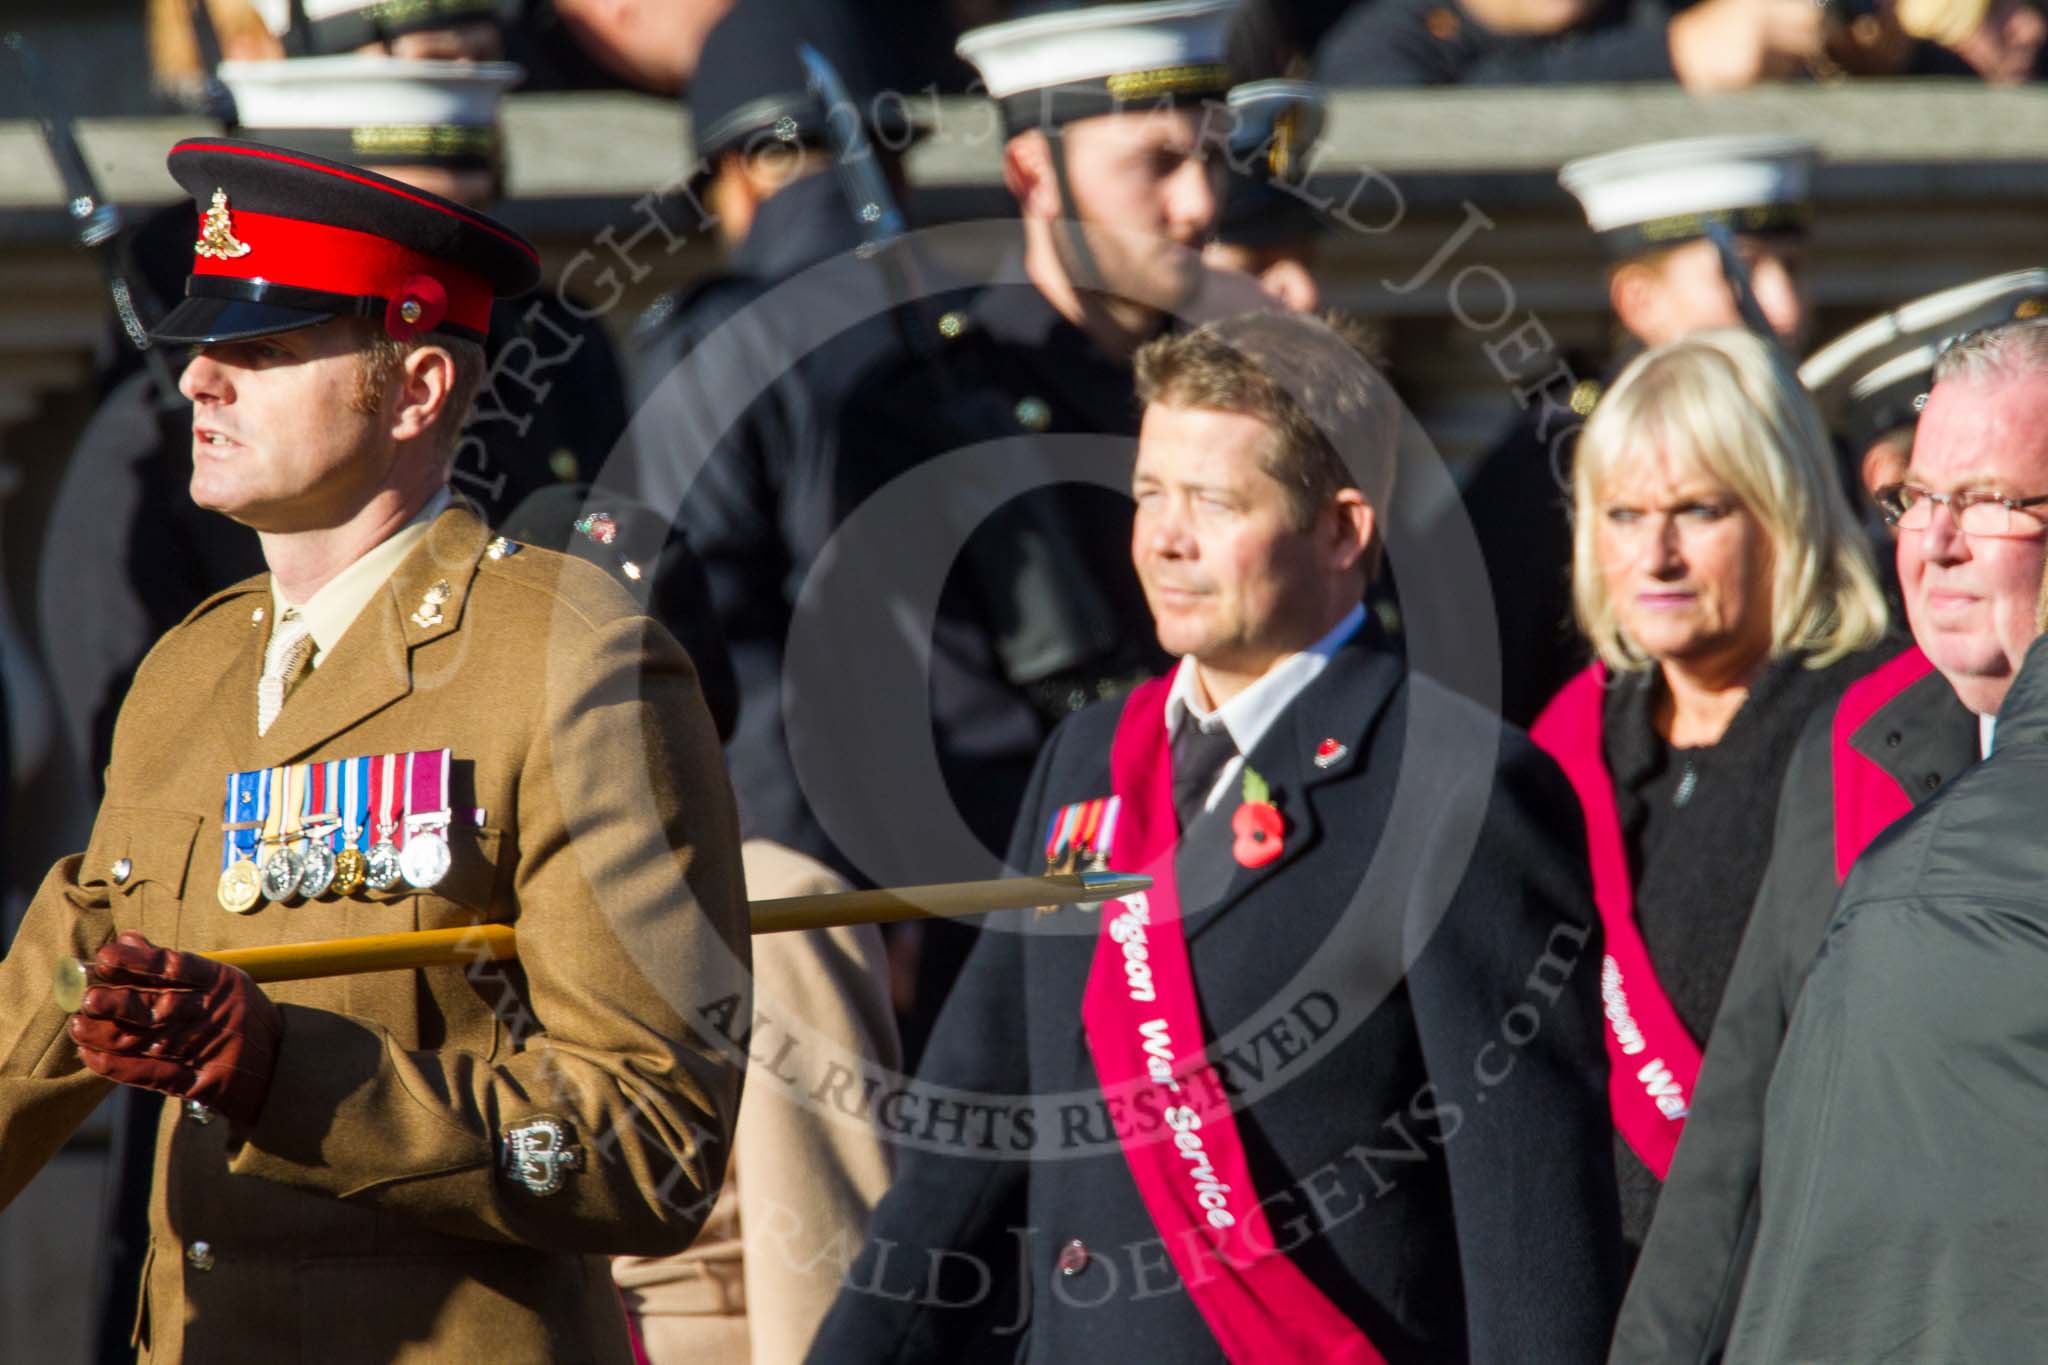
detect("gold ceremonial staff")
[52,871,1149,1011]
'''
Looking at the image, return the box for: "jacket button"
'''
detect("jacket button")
[183,1100,214,1126]
[185,1241,215,1272]
[111,858,133,885]
[1056,1239,1089,1277]
[1885,731,1903,749]
[1924,773,1942,792]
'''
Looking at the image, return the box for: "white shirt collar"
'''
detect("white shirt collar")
[1162,604,1366,811]
[1980,711,1997,759]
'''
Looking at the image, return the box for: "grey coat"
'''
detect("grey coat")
[1610,654,1978,1363]
[1722,632,2048,1360]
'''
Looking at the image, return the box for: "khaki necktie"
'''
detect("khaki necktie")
[257,609,314,736]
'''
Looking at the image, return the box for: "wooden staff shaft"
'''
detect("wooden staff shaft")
[55,873,1147,1004]
[751,872,1147,934]
[213,923,518,983]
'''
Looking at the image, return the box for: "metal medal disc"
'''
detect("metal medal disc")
[217,859,262,914]
[260,847,304,903]
[400,830,451,889]
[366,840,404,892]
[330,848,368,897]
[297,843,338,899]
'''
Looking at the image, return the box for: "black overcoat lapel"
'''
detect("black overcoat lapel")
[1179,643,1405,946]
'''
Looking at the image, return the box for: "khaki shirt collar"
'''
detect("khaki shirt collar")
[270,487,452,668]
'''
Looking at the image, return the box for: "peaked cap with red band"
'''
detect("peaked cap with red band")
[152,137,541,347]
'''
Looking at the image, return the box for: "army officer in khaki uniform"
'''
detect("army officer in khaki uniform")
[0,139,749,1362]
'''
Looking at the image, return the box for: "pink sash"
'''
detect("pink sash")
[1831,646,1933,882]
[1531,665,1700,1179]
[1080,678,1383,1365]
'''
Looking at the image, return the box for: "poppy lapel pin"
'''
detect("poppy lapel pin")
[1231,765,1285,869]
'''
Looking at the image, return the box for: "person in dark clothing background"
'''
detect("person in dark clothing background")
[1528,328,1891,1255]
[618,0,988,1066]
[628,0,936,882]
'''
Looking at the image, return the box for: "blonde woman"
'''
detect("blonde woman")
[1529,329,1891,1252]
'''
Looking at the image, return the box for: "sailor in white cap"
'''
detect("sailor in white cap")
[218,52,521,203]
[1803,268,2048,503]
[956,0,1237,338]
[1560,133,1818,354]
[1432,132,1821,729]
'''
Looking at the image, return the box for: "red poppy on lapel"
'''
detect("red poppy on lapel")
[1231,766,1285,869]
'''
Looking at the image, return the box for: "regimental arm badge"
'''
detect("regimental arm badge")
[195,189,251,261]
[501,1116,584,1197]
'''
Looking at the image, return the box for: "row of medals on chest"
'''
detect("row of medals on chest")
[217,761,453,914]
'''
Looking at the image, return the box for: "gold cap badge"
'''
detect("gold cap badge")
[195,189,251,261]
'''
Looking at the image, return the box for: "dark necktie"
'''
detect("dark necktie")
[1171,722,1240,830]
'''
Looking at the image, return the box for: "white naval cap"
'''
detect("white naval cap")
[1225,79,1327,171]
[220,54,521,169]
[250,0,503,54]
[1216,79,1328,244]
[1801,268,2048,447]
[1559,134,1817,257]
[957,0,1237,134]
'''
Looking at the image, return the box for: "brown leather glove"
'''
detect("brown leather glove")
[69,931,284,1129]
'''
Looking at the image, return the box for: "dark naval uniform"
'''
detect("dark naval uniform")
[451,292,630,521]
[1426,362,1606,728]
[832,271,1168,864]
[1611,654,1978,1363]
[622,0,955,883]
[820,272,1172,1063]
[810,633,1624,1364]
[631,171,909,873]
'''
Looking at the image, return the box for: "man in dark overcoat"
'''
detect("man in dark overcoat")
[809,310,1624,1364]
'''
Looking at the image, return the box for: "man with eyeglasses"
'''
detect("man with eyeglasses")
[1612,315,2048,1361]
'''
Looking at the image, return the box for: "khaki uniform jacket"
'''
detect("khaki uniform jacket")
[0,503,751,1364]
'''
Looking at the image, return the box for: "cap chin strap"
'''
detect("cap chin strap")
[284,0,310,55]
[1043,128,1208,336]
[1046,128,1107,304]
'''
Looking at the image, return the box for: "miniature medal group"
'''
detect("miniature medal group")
[216,748,464,913]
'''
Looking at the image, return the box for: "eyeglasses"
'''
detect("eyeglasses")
[1873,483,2048,538]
